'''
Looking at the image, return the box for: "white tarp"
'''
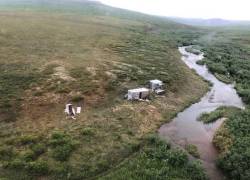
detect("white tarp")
[76,107,81,114]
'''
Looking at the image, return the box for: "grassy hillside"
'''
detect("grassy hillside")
[0,0,208,179]
[196,27,250,179]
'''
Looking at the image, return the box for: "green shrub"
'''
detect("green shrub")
[0,146,14,160]
[18,135,39,145]
[52,144,76,161]
[5,158,26,170]
[186,47,201,55]
[52,163,72,178]
[31,143,46,157]
[207,62,227,74]
[81,127,95,136]
[198,110,223,124]
[71,95,84,103]
[166,149,188,167]
[42,64,58,75]
[213,124,233,153]
[25,160,49,175]
[49,132,69,147]
[127,142,141,153]
[96,159,110,173]
[196,60,205,65]
[185,144,200,158]
[101,135,207,180]
[187,161,208,180]
[144,134,169,147]
[216,110,250,179]
[20,150,36,162]
[49,132,77,161]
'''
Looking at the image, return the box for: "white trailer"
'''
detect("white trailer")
[127,88,150,100]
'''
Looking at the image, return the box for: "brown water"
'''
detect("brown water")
[158,47,244,180]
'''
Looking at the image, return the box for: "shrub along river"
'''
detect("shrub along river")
[159,47,244,180]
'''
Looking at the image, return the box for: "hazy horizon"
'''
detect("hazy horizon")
[99,0,250,21]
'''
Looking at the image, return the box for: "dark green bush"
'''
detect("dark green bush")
[31,143,46,157]
[52,144,75,161]
[5,158,26,170]
[0,146,14,160]
[185,144,200,158]
[51,163,72,179]
[187,161,208,180]
[166,149,188,167]
[18,135,39,145]
[25,160,49,175]
[196,60,205,65]
[216,110,250,179]
[71,95,84,103]
[49,132,69,147]
[101,135,207,180]
[81,127,95,136]
[49,132,77,161]
[20,150,36,162]
[198,110,223,124]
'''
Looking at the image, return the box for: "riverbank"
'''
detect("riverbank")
[198,28,250,179]
[159,46,244,180]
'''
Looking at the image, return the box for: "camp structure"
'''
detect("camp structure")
[127,88,150,100]
[149,79,165,95]
[65,104,76,119]
[76,107,81,114]
[149,79,163,91]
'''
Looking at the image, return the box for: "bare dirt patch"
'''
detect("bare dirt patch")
[53,66,75,81]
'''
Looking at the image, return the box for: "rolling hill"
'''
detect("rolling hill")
[170,17,250,27]
[0,0,209,179]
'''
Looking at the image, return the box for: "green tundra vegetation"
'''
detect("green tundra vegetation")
[198,106,240,124]
[197,28,250,179]
[0,0,209,179]
[198,102,250,178]
[211,109,250,180]
[100,135,207,180]
[1,0,250,179]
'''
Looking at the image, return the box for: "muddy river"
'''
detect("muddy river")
[158,47,244,180]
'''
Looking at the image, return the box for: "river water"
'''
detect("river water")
[158,47,244,180]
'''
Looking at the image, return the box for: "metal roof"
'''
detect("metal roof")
[128,88,149,93]
[150,79,163,84]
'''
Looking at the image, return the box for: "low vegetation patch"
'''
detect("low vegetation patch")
[199,110,224,123]
[100,135,207,180]
[186,46,201,55]
[214,110,250,180]
[49,132,78,161]
[185,144,200,158]
[198,106,241,124]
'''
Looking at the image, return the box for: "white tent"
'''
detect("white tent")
[149,79,163,91]
[76,107,81,114]
[65,104,76,116]
[127,88,150,100]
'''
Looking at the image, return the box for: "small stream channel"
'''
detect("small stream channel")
[158,47,245,180]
